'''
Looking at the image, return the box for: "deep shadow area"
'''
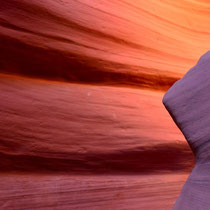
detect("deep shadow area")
[0,34,178,91]
[0,143,194,174]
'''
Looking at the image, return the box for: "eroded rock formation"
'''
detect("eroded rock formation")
[1,0,209,90]
[1,0,208,209]
[163,51,210,209]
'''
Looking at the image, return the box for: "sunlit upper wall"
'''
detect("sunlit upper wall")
[0,0,210,89]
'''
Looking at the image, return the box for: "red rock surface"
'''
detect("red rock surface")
[0,74,193,209]
[0,73,194,209]
[0,74,193,174]
[1,0,208,90]
[2,0,208,209]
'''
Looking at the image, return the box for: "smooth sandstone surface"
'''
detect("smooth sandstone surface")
[0,174,188,210]
[2,0,210,209]
[1,0,210,90]
[0,74,193,209]
[0,74,193,174]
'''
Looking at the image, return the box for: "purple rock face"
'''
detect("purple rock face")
[163,51,210,209]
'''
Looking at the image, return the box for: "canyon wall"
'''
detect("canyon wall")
[1,0,208,209]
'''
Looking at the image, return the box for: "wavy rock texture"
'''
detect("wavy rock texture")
[1,0,209,209]
[2,0,210,90]
[0,74,193,209]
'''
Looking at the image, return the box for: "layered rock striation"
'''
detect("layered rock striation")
[2,0,208,209]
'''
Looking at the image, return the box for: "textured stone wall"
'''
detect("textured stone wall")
[1,0,207,209]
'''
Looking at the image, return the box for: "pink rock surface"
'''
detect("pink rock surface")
[0,174,188,210]
[0,74,193,209]
[3,0,209,209]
